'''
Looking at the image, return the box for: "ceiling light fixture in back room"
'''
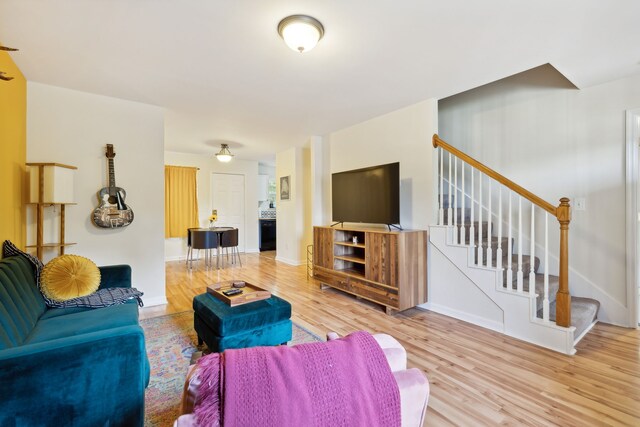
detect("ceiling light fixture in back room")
[277,15,324,53]
[215,144,234,162]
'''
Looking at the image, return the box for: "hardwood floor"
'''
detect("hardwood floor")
[147,252,640,426]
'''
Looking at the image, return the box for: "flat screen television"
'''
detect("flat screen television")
[331,162,400,226]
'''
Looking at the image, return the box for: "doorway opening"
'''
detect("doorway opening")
[625,108,640,326]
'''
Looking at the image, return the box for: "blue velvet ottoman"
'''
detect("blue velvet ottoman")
[193,292,292,352]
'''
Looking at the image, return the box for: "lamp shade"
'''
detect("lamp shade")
[27,163,76,204]
[278,15,324,53]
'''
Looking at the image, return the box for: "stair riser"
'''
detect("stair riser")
[467,237,511,261]
[453,222,491,240]
[500,256,540,283]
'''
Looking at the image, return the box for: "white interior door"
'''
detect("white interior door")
[211,173,245,252]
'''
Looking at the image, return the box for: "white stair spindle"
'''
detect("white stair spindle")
[469,169,475,263]
[507,192,513,288]
[529,203,536,297]
[543,213,550,321]
[448,153,452,227]
[439,148,444,225]
[461,162,466,245]
[454,157,458,243]
[477,174,483,266]
[517,196,524,292]
[486,180,492,268]
[497,187,503,287]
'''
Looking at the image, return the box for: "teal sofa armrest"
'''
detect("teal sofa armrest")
[98,264,132,289]
[0,325,149,427]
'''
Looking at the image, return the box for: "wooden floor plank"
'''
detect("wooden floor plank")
[146,253,640,426]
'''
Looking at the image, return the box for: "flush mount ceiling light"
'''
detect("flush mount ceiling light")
[215,144,234,162]
[277,15,324,53]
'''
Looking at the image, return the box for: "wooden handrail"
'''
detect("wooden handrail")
[433,134,557,217]
[433,134,572,328]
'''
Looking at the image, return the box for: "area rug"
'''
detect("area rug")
[141,310,322,427]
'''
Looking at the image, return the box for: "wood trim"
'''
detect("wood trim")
[60,204,66,255]
[26,162,78,170]
[36,165,44,260]
[26,243,77,248]
[433,134,557,216]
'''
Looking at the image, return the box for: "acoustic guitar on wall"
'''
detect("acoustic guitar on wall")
[92,144,134,228]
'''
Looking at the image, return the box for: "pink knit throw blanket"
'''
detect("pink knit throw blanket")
[194,331,401,427]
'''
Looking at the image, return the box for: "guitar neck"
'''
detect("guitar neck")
[108,158,116,189]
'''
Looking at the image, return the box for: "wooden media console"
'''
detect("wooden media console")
[313,225,427,314]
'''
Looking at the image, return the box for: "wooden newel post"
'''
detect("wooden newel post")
[556,197,571,327]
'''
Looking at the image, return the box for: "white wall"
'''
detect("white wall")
[327,99,439,230]
[310,136,331,226]
[26,82,166,306]
[164,151,259,260]
[426,245,504,331]
[275,146,312,265]
[439,65,640,326]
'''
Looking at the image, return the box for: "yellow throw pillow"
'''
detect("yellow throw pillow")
[41,255,101,301]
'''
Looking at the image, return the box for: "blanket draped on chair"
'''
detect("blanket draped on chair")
[194,330,401,427]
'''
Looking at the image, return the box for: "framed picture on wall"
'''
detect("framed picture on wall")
[280,176,290,200]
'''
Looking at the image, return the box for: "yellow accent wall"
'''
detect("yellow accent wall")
[0,51,26,252]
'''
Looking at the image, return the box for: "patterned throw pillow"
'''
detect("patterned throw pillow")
[40,255,101,301]
[2,240,143,308]
[2,240,56,305]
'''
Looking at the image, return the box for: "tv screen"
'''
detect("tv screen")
[332,162,400,225]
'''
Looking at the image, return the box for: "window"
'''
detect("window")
[164,165,199,238]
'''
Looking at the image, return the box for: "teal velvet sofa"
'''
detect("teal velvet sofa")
[0,254,150,427]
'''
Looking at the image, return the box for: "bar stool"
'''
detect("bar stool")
[188,230,219,269]
[220,228,242,268]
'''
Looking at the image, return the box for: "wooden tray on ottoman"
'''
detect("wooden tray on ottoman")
[207,280,272,307]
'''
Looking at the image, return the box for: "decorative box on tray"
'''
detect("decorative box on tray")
[207,280,272,307]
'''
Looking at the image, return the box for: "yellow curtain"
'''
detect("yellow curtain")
[165,166,199,238]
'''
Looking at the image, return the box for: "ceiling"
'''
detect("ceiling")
[2,0,640,163]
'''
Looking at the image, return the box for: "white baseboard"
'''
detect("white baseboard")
[143,296,168,307]
[275,256,306,266]
[420,302,504,333]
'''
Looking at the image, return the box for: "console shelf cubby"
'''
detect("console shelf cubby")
[313,225,427,314]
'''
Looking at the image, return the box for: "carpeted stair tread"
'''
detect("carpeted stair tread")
[468,237,512,262]
[504,274,560,312]
[547,297,600,338]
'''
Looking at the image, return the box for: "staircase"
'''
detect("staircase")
[430,135,600,355]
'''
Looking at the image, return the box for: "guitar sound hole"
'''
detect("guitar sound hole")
[108,196,118,204]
